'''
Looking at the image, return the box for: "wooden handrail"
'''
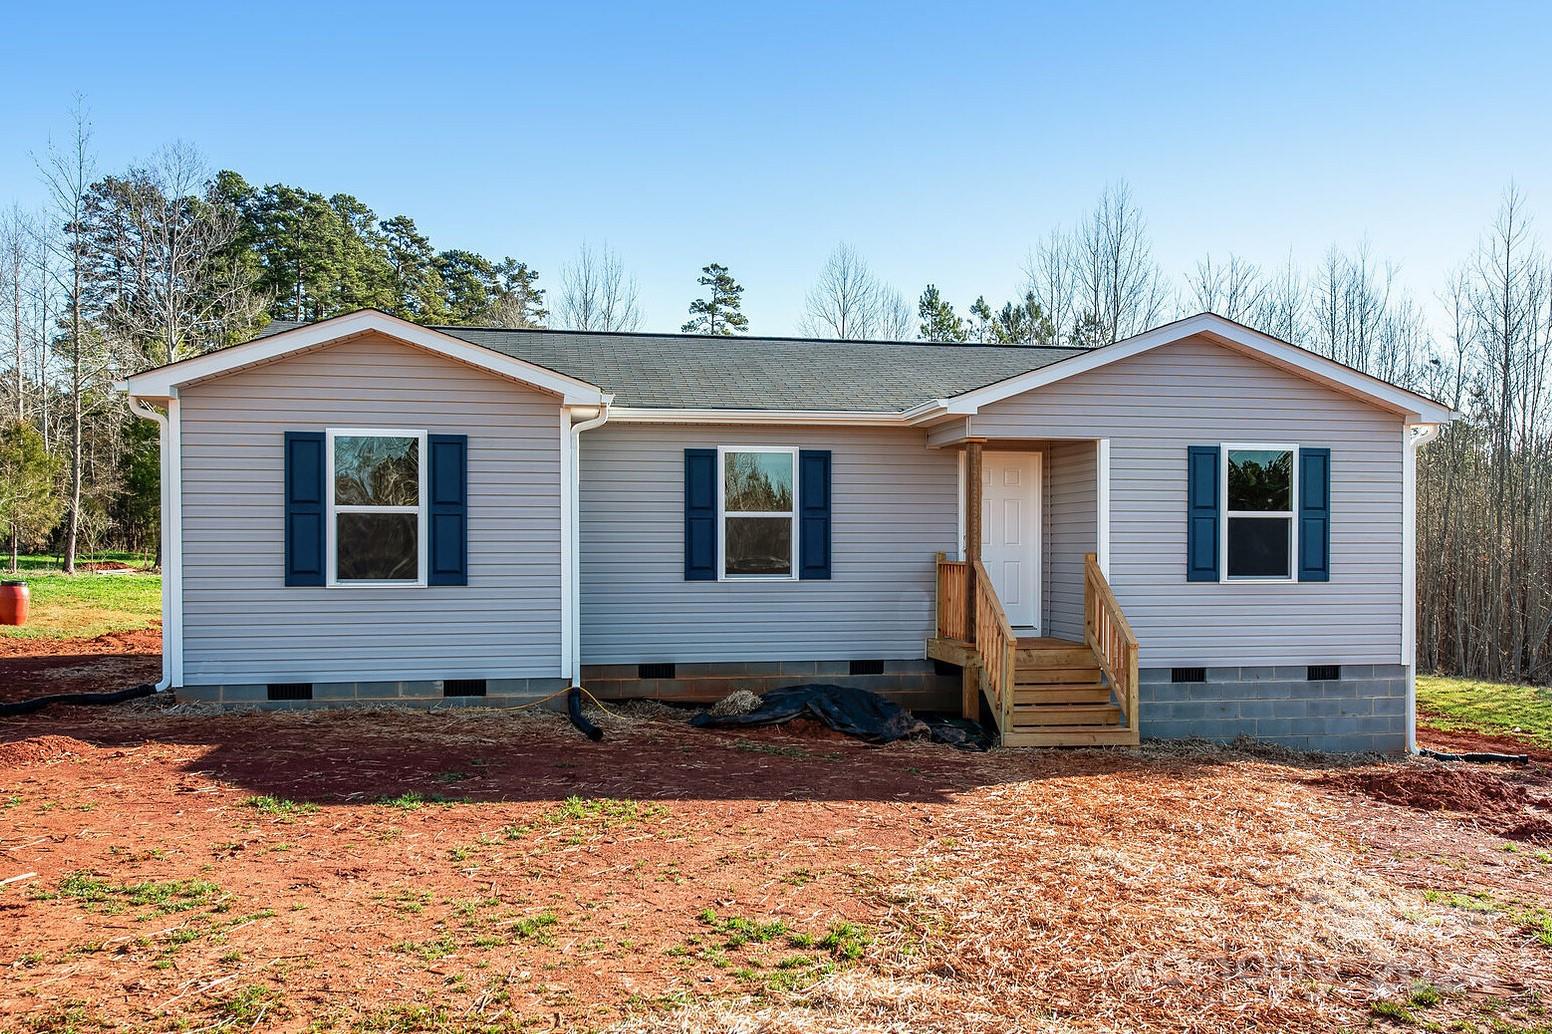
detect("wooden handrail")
[1084,552,1139,733]
[971,556,1017,731]
[934,553,970,642]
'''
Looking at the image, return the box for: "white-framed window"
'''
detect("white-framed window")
[326,428,428,586]
[1221,443,1298,582]
[717,445,798,580]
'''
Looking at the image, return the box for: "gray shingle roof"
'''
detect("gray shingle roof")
[259,320,1084,412]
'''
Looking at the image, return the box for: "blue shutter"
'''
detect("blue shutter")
[428,434,468,586]
[684,449,717,581]
[798,449,832,580]
[1186,445,1220,582]
[1298,447,1331,582]
[284,431,325,587]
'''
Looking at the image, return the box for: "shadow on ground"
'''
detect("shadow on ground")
[0,699,1267,805]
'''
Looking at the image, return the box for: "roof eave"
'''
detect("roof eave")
[607,406,908,426]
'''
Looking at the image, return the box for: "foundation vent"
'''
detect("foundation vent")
[266,683,313,701]
[1306,665,1341,682]
[443,678,487,697]
[638,663,676,680]
[1170,667,1206,684]
[849,660,885,676]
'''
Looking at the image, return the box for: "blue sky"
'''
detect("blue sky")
[3,1,1549,336]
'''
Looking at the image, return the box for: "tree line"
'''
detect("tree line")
[1,107,1547,684]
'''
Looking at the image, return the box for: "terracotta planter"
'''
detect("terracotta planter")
[0,580,28,626]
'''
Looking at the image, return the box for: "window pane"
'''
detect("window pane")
[1227,516,1291,578]
[335,436,420,506]
[725,516,792,576]
[724,452,794,512]
[337,512,419,581]
[1227,449,1292,511]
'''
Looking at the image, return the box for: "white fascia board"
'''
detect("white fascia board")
[901,400,950,425]
[606,406,906,426]
[935,313,1459,424]
[121,309,608,406]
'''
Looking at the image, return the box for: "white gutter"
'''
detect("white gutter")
[128,395,182,693]
[1403,422,1442,754]
[566,400,612,686]
[607,406,903,427]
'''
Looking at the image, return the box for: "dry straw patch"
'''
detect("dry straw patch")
[618,746,1515,1033]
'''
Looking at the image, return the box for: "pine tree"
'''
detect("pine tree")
[0,420,63,571]
[969,296,994,342]
[991,291,1058,345]
[682,263,748,335]
[917,284,966,342]
[482,258,547,328]
[380,215,446,323]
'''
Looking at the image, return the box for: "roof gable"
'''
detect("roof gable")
[122,310,610,406]
[917,313,1455,425]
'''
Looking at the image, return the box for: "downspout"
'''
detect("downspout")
[1404,422,1442,754]
[567,401,611,687]
[129,396,175,693]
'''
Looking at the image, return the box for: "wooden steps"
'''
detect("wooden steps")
[931,553,1141,749]
[1014,683,1112,705]
[1003,636,1138,746]
[1009,704,1122,727]
[1001,726,1142,747]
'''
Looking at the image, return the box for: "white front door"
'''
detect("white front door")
[981,451,1041,631]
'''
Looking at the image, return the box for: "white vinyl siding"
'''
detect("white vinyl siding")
[579,424,957,663]
[972,334,1405,666]
[1045,441,1097,641]
[178,332,564,684]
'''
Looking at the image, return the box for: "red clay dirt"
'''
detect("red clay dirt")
[1316,761,1552,842]
[0,627,161,702]
[3,657,1552,1030]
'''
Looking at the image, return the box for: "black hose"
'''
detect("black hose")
[566,687,603,741]
[1419,747,1529,766]
[0,682,157,717]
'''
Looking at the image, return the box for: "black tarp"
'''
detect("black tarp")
[689,684,991,750]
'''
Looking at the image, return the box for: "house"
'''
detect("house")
[120,309,1454,752]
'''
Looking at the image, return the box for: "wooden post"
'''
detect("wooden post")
[961,660,981,721]
[964,440,984,643]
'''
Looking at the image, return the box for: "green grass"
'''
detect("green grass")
[242,795,318,818]
[1417,675,1552,749]
[375,791,467,809]
[41,873,224,916]
[0,567,161,640]
[1426,889,1552,946]
[9,550,154,573]
[511,910,559,939]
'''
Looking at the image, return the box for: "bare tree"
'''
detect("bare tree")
[1305,242,1434,387]
[1416,187,1552,682]
[88,142,263,367]
[1187,253,1267,322]
[557,243,640,332]
[1251,253,1307,343]
[874,288,916,340]
[0,208,35,423]
[1025,229,1079,346]
[1070,182,1167,345]
[35,100,97,575]
[798,243,884,340]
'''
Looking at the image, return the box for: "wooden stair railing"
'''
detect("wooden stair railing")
[1083,552,1139,736]
[934,552,1139,744]
[934,554,970,642]
[971,556,1017,733]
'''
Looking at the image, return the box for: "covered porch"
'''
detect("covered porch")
[927,438,1141,747]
